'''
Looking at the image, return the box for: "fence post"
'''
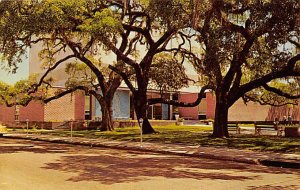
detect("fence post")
[26,119,29,137]
[138,118,143,147]
[70,119,73,141]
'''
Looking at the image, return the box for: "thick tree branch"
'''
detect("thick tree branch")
[154,29,176,50]
[230,54,300,106]
[126,11,151,30]
[243,94,298,107]
[77,55,108,93]
[105,39,140,70]
[124,34,140,56]
[262,84,300,99]
[230,66,243,92]
[288,39,300,49]
[43,86,89,103]
[108,64,135,92]
[122,24,154,46]
[60,33,110,94]
[148,85,213,106]
[223,36,256,92]
[29,55,75,94]
[140,28,176,70]
[218,11,251,39]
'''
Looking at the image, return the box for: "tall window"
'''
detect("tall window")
[84,95,91,120]
[15,105,20,122]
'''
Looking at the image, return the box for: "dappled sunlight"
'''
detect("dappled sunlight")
[0,138,299,189]
[247,184,299,190]
[16,125,299,153]
[0,139,74,154]
[42,154,257,184]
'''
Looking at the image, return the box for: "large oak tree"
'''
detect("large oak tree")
[1,0,299,138]
[138,0,300,137]
[0,0,196,133]
[186,0,300,137]
[105,0,212,133]
[0,0,135,131]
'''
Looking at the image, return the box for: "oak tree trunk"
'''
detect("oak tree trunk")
[99,98,114,131]
[212,93,230,138]
[133,92,156,134]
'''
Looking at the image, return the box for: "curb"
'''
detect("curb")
[1,135,299,169]
[259,159,300,169]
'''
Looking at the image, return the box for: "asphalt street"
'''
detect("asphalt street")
[0,138,299,190]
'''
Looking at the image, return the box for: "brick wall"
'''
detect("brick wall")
[228,99,270,121]
[178,93,199,120]
[19,101,44,121]
[44,92,76,122]
[91,96,96,120]
[0,104,15,123]
[201,93,300,121]
[229,100,300,122]
[74,91,85,120]
[266,104,300,121]
[206,92,216,119]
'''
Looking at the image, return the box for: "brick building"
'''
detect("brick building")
[177,91,300,122]
[0,91,85,123]
[1,44,300,124]
[1,85,300,124]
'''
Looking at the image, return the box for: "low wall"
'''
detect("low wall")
[113,120,176,128]
[3,121,53,130]
[228,120,300,125]
[2,119,176,130]
[285,126,300,138]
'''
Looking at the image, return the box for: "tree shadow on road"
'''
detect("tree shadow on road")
[41,150,299,185]
[247,184,299,190]
[1,138,299,186]
[42,153,256,184]
[0,138,73,154]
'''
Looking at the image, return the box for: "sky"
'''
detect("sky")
[0,49,29,85]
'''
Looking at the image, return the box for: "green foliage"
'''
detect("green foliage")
[0,0,299,129]
[150,53,189,92]
[0,81,10,103]
[0,124,7,132]
[180,0,300,106]
[147,0,193,29]
[245,80,300,106]
[0,0,125,110]
[0,75,44,106]
[0,1,130,133]
[0,0,123,71]
[65,60,97,88]
[78,8,123,38]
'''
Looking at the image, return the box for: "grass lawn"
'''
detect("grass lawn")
[0,124,8,133]
[9,124,300,153]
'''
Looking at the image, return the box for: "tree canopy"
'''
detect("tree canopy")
[186,0,300,137]
[149,53,189,94]
[0,0,127,131]
[0,0,299,137]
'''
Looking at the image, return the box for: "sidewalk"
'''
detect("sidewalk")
[1,133,299,169]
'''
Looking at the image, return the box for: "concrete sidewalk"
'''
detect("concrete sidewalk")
[1,133,299,169]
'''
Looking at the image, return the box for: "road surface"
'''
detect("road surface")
[0,138,299,190]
